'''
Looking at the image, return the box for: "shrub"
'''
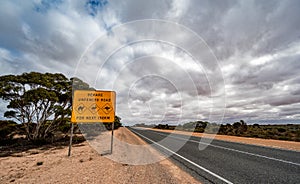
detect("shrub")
[0,120,18,140]
[277,128,286,133]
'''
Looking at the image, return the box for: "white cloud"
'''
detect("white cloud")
[0,0,300,124]
[166,0,190,20]
[250,42,300,66]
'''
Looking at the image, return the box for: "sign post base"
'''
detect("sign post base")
[68,123,74,157]
[101,122,114,156]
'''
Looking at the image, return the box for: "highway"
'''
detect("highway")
[128,127,300,184]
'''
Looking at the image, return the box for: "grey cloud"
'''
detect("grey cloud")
[267,96,300,107]
[176,0,300,62]
[171,103,182,108]
[230,55,300,93]
[0,1,107,77]
[280,105,300,113]
[226,101,251,109]
[279,111,300,117]
[291,89,300,96]
[1,0,300,123]
[134,76,178,95]
[109,0,172,21]
[129,89,153,103]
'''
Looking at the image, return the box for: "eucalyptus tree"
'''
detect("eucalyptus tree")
[0,72,89,141]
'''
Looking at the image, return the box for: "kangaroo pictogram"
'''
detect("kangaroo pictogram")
[77,106,84,111]
[104,106,110,111]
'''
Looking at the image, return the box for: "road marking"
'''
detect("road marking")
[150,130,300,167]
[130,129,234,184]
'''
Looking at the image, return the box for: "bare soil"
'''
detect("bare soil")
[0,127,200,184]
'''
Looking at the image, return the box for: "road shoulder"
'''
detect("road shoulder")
[0,127,200,184]
[146,128,300,151]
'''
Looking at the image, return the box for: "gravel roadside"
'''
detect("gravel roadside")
[0,127,200,184]
[148,128,300,151]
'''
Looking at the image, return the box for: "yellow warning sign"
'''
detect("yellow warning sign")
[71,90,116,123]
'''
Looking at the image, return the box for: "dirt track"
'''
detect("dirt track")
[0,127,200,184]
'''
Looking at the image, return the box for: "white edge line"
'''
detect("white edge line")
[130,129,234,184]
[151,131,300,167]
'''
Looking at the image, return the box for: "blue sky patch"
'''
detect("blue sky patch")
[85,0,108,17]
[34,0,63,13]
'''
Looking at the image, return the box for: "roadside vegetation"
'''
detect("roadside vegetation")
[1,72,298,151]
[152,120,300,142]
[0,72,122,154]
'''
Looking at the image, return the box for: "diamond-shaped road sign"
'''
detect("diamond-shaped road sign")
[101,103,113,114]
[71,90,116,123]
[76,103,86,114]
[88,104,100,114]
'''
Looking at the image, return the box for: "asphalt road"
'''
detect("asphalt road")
[128,127,300,184]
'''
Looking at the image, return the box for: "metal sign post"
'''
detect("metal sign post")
[110,122,114,154]
[68,123,74,157]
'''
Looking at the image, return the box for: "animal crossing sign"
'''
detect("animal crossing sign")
[71,90,116,123]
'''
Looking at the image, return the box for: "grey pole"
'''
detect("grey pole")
[110,122,114,154]
[68,123,74,157]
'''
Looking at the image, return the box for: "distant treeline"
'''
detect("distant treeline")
[142,120,300,142]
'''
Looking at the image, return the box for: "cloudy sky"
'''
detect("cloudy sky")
[1,0,300,125]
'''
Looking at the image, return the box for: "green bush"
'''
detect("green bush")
[0,120,18,140]
[277,128,286,133]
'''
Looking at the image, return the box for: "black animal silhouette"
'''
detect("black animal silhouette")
[104,106,111,111]
[91,106,97,110]
[77,106,85,111]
